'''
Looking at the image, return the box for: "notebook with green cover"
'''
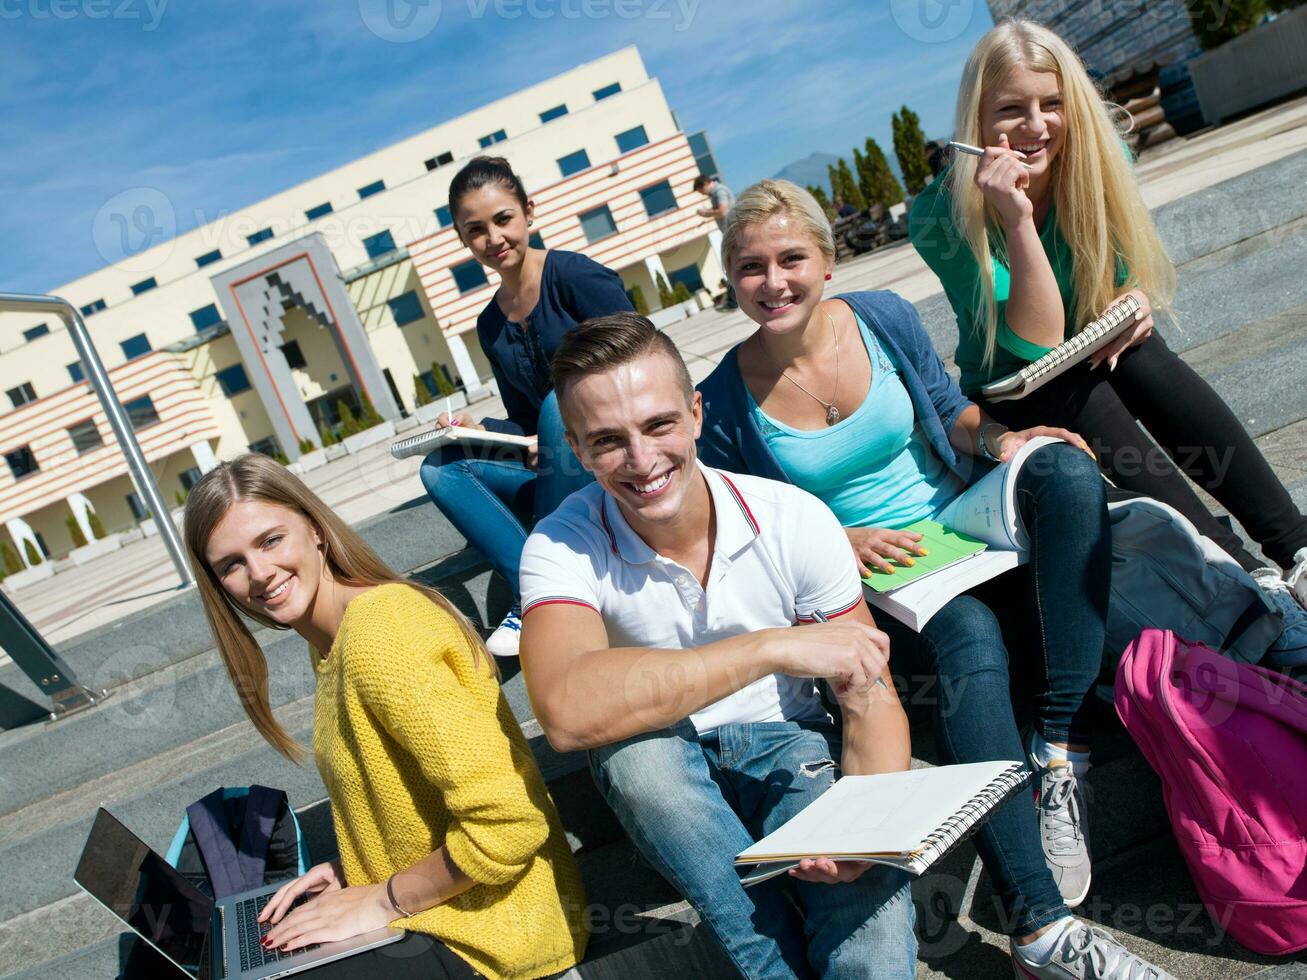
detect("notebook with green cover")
[861,520,988,593]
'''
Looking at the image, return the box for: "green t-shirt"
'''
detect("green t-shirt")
[909,172,1121,395]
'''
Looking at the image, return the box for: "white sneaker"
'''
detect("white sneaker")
[1286,547,1307,611]
[1010,920,1175,979]
[486,609,522,657]
[1026,733,1092,908]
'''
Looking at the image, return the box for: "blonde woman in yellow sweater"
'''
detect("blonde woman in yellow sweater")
[182,453,587,979]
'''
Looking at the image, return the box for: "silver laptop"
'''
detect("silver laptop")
[74,807,404,979]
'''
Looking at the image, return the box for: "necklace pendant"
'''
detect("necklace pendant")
[825,405,841,425]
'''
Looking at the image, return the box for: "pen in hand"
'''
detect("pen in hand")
[810,608,889,691]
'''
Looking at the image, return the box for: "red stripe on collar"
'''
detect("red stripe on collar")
[716,471,760,535]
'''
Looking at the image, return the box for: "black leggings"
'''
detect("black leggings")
[977,332,1307,572]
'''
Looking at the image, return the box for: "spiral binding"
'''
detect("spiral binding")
[1016,294,1141,385]
[906,763,1030,875]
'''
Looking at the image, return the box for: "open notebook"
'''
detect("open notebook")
[981,294,1141,403]
[735,761,1029,886]
[390,425,534,461]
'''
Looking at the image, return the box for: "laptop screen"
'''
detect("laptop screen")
[74,808,213,977]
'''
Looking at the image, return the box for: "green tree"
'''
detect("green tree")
[88,509,106,540]
[627,284,650,316]
[859,138,904,209]
[1190,0,1266,48]
[828,159,866,211]
[318,422,338,447]
[671,281,693,303]
[23,538,43,566]
[67,515,88,549]
[807,185,836,221]
[655,271,675,309]
[430,363,456,397]
[414,373,434,407]
[2,542,20,574]
[297,436,317,454]
[359,391,384,429]
[174,490,186,508]
[891,106,932,195]
[337,400,361,437]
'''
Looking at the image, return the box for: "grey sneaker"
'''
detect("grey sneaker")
[1010,921,1175,979]
[1027,740,1092,907]
[1286,548,1307,611]
[1254,565,1307,668]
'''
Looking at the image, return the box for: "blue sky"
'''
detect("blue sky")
[0,0,996,292]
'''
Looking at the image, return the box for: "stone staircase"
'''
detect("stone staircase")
[3,150,1307,979]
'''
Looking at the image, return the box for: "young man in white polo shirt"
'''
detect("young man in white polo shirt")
[519,312,916,980]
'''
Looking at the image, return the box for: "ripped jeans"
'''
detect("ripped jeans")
[589,718,916,980]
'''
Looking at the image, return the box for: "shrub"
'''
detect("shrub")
[2,541,21,574]
[431,363,456,397]
[273,450,290,465]
[414,373,434,407]
[337,400,360,437]
[23,538,43,566]
[298,436,317,454]
[655,271,675,309]
[174,490,186,507]
[318,423,338,447]
[88,509,106,539]
[628,284,650,316]
[67,515,89,548]
[671,282,693,304]
[359,392,384,429]
[1190,0,1267,48]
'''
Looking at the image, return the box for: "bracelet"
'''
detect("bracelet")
[386,874,416,918]
[979,422,1006,463]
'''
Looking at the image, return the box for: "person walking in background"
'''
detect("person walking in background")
[419,156,635,656]
[695,174,739,310]
[183,454,588,979]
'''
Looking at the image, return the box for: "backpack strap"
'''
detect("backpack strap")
[187,788,244,900]
[237,785,289,890]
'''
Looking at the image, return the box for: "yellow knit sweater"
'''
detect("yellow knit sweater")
[311,583,588,979]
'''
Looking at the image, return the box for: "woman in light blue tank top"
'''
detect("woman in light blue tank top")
[696,178,1173,977]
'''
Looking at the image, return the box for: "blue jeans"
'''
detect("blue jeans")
[878,442,1110,936]
[589,719,917,980]
[419,391,592,599]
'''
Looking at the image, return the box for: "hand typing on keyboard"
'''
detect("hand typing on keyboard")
[258,859,398,953]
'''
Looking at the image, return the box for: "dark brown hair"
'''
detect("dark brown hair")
[447,155,529,221]
[693,175,714,192]
[551,312,694,414]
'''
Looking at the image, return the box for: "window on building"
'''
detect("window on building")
[478,129,507,148]
[248,436,282,459]
[615,125,649,154]
[67,419,103,455]
[23,323,49,342]
[126,491,147,521]
[68,362,85,384]
[362,230,397,259]
[195,248,223,268]
[130,277,158,296]
[179,466,203,491]
[435,204,454,228]
[6,382,37,410]
[247,227,273,246]
[668,264,705,294]
[451,260,489,295]
[190,303,223,331]
[80,299,106,317]
[358,179,386,200]
[214,364,252,397]
[529,231,545,250]
[578,204,617,243]
[424,151,454,170]
[593,82,622,101]
[280,340,307,369]
[557,149,591,177]
[6,446,39,480]
[120,334,152,361]
[639,180,678,218]
[540,104,568,123]
[388,291,426,325]
[305,202,333,221]
[688,130,720,179]
[124,395,160,430]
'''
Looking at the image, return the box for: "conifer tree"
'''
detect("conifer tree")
[807,185,836,220]
[861,138,904,208]
[891,106,932,195]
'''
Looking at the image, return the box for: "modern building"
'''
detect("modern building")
[987,0,1202,84]
[0,46,724,566]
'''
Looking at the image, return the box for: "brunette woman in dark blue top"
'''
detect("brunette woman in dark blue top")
[420,156,633,655]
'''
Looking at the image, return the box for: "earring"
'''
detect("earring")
[824,272,833,281]
[527,219,533,226]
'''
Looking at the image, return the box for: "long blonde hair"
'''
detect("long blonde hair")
[183,453,492,762]
[945,19,1176,369]
[721,178,836,272]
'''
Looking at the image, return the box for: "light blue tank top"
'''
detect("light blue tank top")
[750,313,965,529]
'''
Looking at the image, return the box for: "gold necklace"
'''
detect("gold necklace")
[779,306,842,425]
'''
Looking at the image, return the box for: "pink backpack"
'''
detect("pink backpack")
[1114,629,1307,955]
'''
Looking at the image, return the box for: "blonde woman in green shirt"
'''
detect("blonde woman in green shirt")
[911,18,1307,593]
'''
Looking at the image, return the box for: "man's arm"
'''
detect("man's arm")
[829,602,910,776]
[520,603,890,752]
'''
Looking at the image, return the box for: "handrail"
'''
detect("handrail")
[0,292,195,589]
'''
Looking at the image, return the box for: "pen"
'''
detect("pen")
[948,140,1033,169]
[809,609,889,691]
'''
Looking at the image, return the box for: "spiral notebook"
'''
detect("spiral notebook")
[981,294,1141,403]
[390,425,534,461]
[735,761,1028,886]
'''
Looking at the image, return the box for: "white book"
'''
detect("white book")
[980,295,1141,403]
[863,436,1063,631]
[390,425,535,461]
[735,761,1029,886]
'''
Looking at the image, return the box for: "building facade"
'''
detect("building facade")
[0,46,724,566]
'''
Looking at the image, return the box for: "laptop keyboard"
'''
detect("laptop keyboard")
[236,892,319,972]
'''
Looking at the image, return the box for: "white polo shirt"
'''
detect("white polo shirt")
[519,463,865,735]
